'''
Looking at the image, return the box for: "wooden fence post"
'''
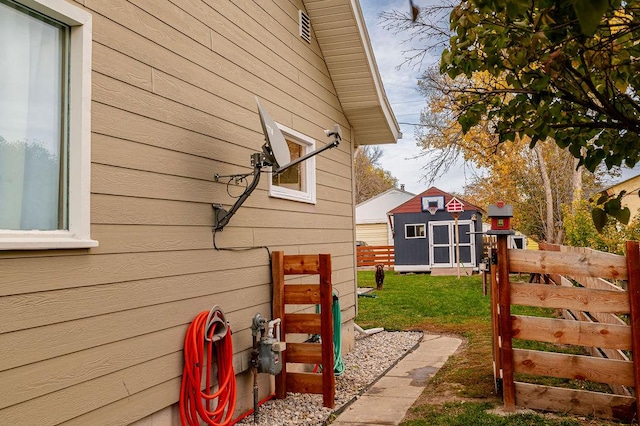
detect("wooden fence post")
[497,234,515,411]
[271,251,287,400]
[625,240,640,419]
[489,248,502,395]
[319,254,335,408]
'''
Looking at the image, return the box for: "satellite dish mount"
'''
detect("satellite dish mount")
[212,99,342,231]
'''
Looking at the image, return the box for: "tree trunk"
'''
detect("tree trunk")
[535,144,556,243]
[571,157,582,210]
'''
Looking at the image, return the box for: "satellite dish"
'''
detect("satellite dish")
[256,98,290,169]
[212,98,342,231]
[256,98,342,175]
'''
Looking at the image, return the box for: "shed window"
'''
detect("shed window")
[405,223,425,239]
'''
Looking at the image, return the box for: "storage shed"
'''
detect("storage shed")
[389,187,484,273]
[355,186,415,246]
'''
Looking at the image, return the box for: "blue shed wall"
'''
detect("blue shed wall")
[394,212,430,266]
[393,211,484,267]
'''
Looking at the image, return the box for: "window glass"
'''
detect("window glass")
[0,0,68,231]
[406,224,425,239]
[268,124,316,204]
[272,140,303,191]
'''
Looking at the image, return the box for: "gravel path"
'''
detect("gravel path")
[236,330,424,426]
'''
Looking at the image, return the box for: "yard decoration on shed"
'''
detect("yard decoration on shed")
[445,196,465,278]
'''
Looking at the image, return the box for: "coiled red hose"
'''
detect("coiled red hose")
[180,309,237,426]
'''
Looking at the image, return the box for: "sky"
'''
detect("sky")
[359,0,640,195]
[360,0,469,195]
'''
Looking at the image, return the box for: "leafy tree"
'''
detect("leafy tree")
[354,146,398,204]
[439,0,640,172]
[415,71,613,242]
[563,197,640,254]
[385,0,640,226]
[462,139,611,243]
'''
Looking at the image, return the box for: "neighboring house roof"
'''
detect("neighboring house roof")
[304,0,401,145]
[389,187,485,215]
[604,173,640,198]
[602,173,640,218]
[356,187,416,224]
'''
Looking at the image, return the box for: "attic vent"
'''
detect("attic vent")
[299,10,311,43]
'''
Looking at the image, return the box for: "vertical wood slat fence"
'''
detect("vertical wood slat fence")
[356,245,394,267]
[271,251,335,408]
[491,238,640,422]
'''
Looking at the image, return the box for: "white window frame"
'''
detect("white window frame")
[405,223,426,239]
[0,0,96,250]
[268,123,316,204]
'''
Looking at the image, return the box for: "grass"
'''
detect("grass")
[355,271,631,426]
[357,271,491,329]
[403,401,582,426]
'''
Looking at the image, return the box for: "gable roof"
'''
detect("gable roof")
[304,0,400,145]
[356,187,416,223]
[604,173,640,196]
[356,187,415,208]
[389,187,485,215]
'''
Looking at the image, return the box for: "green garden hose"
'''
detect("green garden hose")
[314,292,345,376]
[332,293,345,376]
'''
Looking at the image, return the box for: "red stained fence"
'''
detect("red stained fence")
[490,238,640,422]
[356,245,394,267]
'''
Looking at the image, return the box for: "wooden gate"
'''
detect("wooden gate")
[490,236,640,422]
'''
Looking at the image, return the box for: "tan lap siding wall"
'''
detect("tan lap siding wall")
[356,223,389,246]
[0,0,356,424]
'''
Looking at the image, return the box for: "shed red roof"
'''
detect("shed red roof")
[388,187,485,215]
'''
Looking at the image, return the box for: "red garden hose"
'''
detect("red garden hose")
[180,306,237,426]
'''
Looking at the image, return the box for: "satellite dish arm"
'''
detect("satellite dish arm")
[212,153,264,231]
[274,131,341,174]
[212,124,341,231]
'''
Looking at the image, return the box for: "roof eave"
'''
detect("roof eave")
[304,0,401,145]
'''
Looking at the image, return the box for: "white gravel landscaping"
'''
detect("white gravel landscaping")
[236,330,424,426]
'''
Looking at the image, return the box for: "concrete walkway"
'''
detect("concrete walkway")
[331,334,462,426]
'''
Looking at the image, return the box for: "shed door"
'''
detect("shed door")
[429,222,453,267]
[429,221,476,268]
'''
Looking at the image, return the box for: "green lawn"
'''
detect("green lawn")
[356,271,491,330]
[355,270,628,426]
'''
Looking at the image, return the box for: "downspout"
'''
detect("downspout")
[351,126,358,318]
